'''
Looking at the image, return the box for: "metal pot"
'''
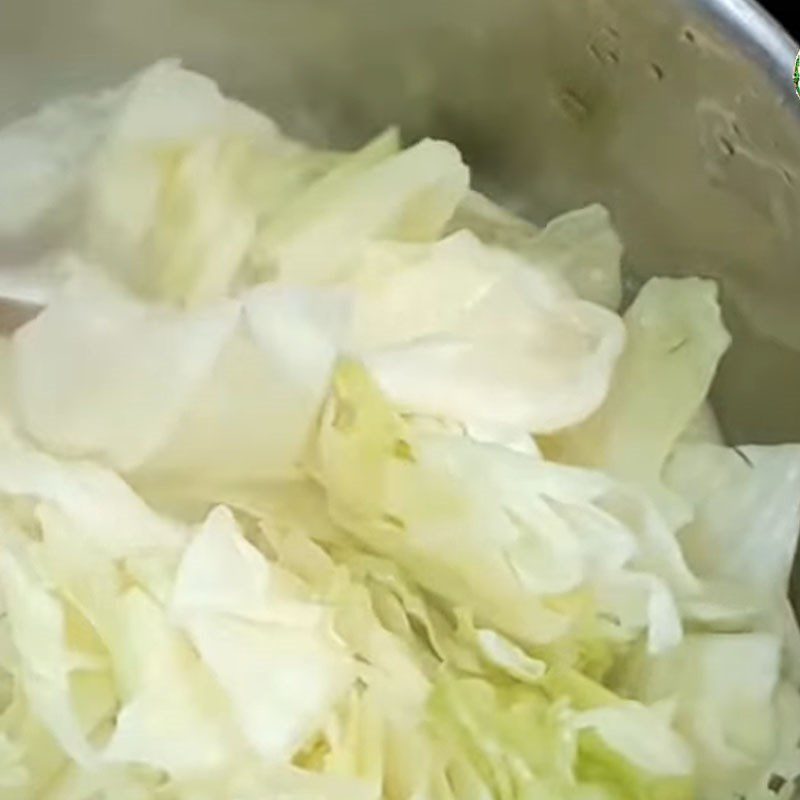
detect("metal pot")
[2,0,799,606]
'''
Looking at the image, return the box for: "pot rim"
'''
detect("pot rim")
[698,0,799,109]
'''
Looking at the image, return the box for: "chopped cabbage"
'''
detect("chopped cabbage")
[250,136,468,283]
[347,230,626,433]
[553,277,731,484]
[0,62,798,800]
[665,443,800,604]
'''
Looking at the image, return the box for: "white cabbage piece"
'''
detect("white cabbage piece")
[447,189,541,249]
[0,430,188,559]
[597,486,699,598]
[592,571,684,655]
[348,231,626,434]
[0,687,71,800]
[170,506,316,625]
[678,402,724,445]
[346,234,499,350]
[83,60,293,303]
[450,195,623,310]
[126,136,260,304]
[250,138,469,283]
[472,628,548,683]
[0,546,101,766]
[12,268,346,486]
[246,127,400,276]
[572,703,693,777]
[12,266,239,471]
[88,131,332,306]
[633,632,786,800]
[102,587,242,777]
[523,204,624,311]
[0,561,69,799]
[0,60,281,267]
[461,419,541,455]
[0,78,123,239]
[0,59,325,306]
[102,59,277,146]
[32,504,147,693]
[170,507,354,763]
[665,442,800,604]
[557,277,731,484]
[136,283,349,488]
[0,732,26,789]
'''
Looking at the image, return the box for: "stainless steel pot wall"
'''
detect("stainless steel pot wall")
[2,0,799,606]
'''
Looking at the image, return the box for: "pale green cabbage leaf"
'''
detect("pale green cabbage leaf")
[346,230,626,433]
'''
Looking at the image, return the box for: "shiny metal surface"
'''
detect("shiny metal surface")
[1,0,799,605]
[694,0,798,88]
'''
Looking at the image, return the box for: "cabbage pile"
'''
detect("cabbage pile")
[0,62,798,800]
